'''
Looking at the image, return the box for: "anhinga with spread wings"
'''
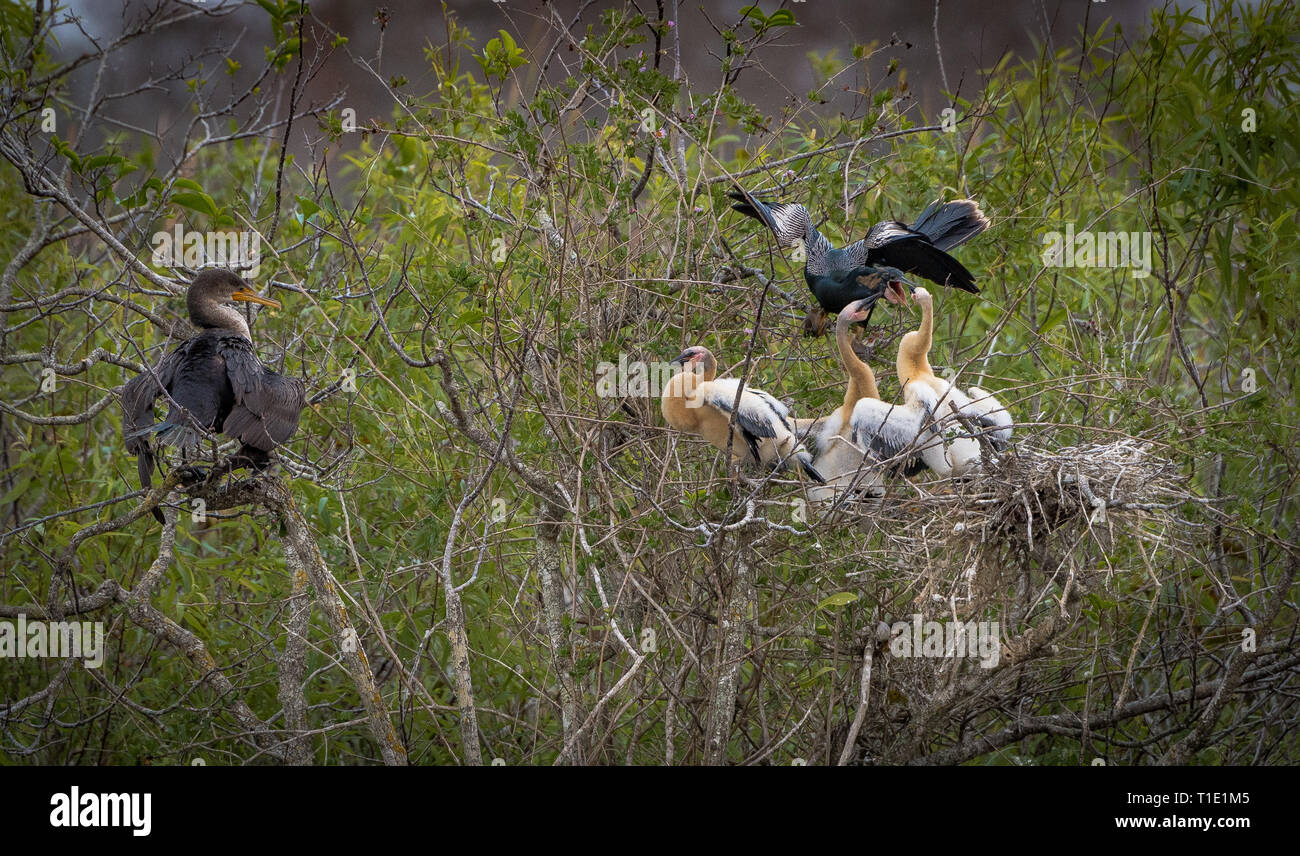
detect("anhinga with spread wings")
[661,346,825,483]
[120,269,307,522]
[728,186,990,333]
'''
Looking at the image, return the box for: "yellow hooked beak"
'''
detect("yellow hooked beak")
[231,289,282,309]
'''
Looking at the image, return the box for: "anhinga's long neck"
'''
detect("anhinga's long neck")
[189,295,251,341]
[835,317,879,415]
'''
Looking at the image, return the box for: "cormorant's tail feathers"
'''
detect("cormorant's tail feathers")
[154,421,200,449]
[133,445,166,524]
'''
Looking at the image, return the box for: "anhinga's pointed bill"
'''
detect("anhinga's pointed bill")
[231,289,282,309]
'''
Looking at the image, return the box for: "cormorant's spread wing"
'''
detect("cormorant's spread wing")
[863,220,926,249]
[863,220,979,293]
[855,201,990,292]
[217,337,307,452]
[910,199,990,251]
[120,344,187,520]
[121,346,184,454]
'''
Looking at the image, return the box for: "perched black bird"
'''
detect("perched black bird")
[728,187,990,332]
[121,269,307,522]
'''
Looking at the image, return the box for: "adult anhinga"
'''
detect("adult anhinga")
[895,287,1013,476]
[661,346,825,483]
[121,269,307,521]
[728,187,990,333]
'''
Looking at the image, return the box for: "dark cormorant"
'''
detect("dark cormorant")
[120,269,306,522]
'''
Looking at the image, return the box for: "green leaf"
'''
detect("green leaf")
[83,154,126,171]
[254,0,283,20]
[50,136,81,171]
[800,665,838,687]
[476,29,528,79]
[817,592,858,610]
[0,475,32,505]
[171,191,220,217]
[456,308,486,327]
[1041,305,1068,333]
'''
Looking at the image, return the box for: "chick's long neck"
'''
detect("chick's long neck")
[835,317,879,415]
[697,351,717,381]
[898,296,935,383]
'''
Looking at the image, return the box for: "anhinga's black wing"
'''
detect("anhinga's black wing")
[728,188,834,273]
[853,200,989,293]
[216,336,307,454]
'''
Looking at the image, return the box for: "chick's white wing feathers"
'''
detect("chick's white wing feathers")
[850,398,932,474]
[963,386,1013,446]
[815,408,847,453]
[702,377,822,472]
[704,379,791,434]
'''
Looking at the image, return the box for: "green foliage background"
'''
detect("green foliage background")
[0,0,1296,764]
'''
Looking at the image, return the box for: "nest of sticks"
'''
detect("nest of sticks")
[822,437,1189,619]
